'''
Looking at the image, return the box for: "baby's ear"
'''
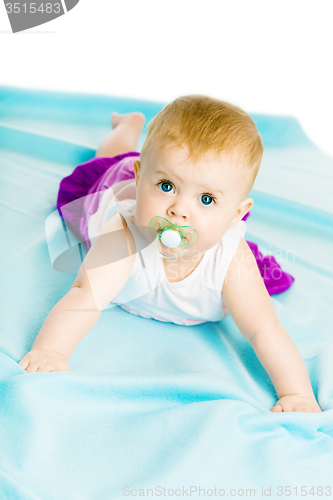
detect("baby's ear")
[237,198,254,221]
[133,160,142,187]
[227,198,254,230]
[133,160,140,172]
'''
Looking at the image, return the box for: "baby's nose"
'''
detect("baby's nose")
[167,208,188,222]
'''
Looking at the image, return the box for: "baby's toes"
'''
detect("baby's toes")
[111,111,145,130]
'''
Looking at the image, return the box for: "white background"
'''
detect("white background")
[1,0,332,157]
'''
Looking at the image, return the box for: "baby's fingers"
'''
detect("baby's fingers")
[24,361,43,373]
[271,404,283,412]
[271,401,294,412]
[20,360,58,373]
[18,356,42,373]
[18,356,31,371]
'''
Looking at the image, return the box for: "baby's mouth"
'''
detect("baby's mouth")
[148,216,198,260]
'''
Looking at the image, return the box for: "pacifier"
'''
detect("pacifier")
[149,216,198,259]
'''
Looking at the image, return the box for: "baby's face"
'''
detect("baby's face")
[133,145,253,260]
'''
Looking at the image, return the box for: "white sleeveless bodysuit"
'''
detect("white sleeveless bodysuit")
[87,179,246,326]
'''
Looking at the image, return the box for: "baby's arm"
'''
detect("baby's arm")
[222,237,322,413]
[19,213,136,372]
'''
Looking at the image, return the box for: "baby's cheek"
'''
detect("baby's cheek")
[136,198,152,228]
[197,226,216,247]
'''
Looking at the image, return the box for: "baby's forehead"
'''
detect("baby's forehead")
[150,145,243,180]
[153,144,220,165]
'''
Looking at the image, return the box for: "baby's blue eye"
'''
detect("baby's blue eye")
[200,194,213,206]
[158,181,174,193]
[156,180,217,207]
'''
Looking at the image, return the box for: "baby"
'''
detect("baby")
[18,95,322,414]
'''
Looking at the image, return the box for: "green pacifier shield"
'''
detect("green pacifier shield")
[149,216,198,260]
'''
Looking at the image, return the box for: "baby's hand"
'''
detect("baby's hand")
[271,394,322,413]
[18,348,71,373]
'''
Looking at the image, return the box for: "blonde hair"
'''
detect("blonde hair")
[140,94,264,195]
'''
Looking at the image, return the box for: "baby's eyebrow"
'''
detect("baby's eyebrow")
[154,170,224,196]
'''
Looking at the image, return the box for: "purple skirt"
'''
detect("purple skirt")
[56,152,294,296]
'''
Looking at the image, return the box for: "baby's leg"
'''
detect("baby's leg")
[95,112,145,158]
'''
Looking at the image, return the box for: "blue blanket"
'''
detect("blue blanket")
[1,86,333,500]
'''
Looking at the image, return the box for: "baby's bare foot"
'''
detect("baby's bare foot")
[111,111,145,130]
